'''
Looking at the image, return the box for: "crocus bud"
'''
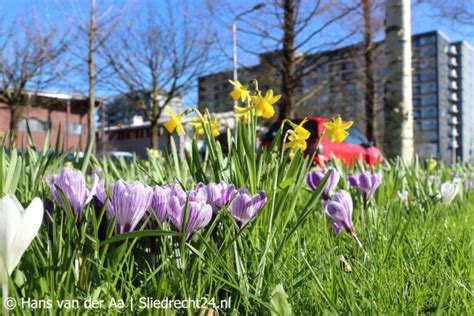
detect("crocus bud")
[230,189,267,229]
[168,188,212,240]
[106,180,153,234]
[347,171,382,205]
[306,168,340,200]
[324,190,354,235]
[151,186,170,223]
[45,167,99,220]
[0,195,43,283]
[196,181,237,213]
[440,180,460,205]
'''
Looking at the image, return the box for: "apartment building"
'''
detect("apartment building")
[198,30,473,163]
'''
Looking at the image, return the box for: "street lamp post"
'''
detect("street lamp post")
[231,3,265,128]
[231,3,266,88]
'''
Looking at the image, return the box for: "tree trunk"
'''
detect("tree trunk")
[383,0,414,160]
[150,120,159,150]
[88,0,96,151]
[279,0,297,120]
[363,0,376,143]
[9,104,22,142]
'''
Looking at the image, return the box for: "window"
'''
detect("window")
[419,36,436,45]
[344,127,367,146]
[19,118,50,133]
[413,98,421,107]
[420,82,437,94]
[419,72,436,82]
[423,131,438,142]
[419,46,436,57]
[421,120,437,130]
[421,108,437,118]
[69,123,84,135]
[421,95,437,106]
[413,86,420,96]
[413,110,421,119]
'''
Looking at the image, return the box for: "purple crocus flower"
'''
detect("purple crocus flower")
[106,180,153,234]
[91,178,108,241]
[151,185,171,223]
[94,178,107,205]
[230,189,267,229]
[464,180,474,191]
[168,187,212,240]
[347,171,382,204]
[306,168,340,200]
[196,181,237,213]
[324,190,354,235]
[45,167,99,220]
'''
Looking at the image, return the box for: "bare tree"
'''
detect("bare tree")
[209,0,359,120]
[55,0,124,146]
[102,1,213,149]
[384,0,414,160]
[0,16,66,139]
[414,0,474,31]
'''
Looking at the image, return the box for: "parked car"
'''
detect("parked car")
[261,117,384,166]
[108,151,134,162]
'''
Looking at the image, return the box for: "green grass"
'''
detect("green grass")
[1,122,473,315]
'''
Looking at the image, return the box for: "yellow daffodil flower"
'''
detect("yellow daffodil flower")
[426,158,437,173]
[229,80,251,102]
[163,106,185,136]
[322,117,353,143]
[251,89,281,119]
[189,115,220,137]
[285,133,307,152]
[149,149,160,159]
[234,105,252,124]
[288,118,311,140]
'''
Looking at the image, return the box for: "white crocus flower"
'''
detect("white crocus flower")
[0,195,43,284]
[440,180,460,205]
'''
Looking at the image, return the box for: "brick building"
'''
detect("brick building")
[0,91,97,150]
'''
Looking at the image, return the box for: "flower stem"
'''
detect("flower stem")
[351,232,364,250]
[2,281,9,316]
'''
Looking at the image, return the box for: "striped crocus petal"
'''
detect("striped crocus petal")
[230,189,267,229]
[348,171,382,203]
[151,186,170,223]
[107,180,153,234]
[168,189,212,240]
[307,168,340,200]
[324,190,354,234]
[45,167,98,220]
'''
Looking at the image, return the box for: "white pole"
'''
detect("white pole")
[232,21,238,134]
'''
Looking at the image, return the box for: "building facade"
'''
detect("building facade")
[0,92,94,150]
[198,30,473,163]
[105,91,183,127]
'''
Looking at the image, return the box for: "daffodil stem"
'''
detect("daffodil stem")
[2,281,9,316]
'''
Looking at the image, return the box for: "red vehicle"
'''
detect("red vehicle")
[261,117,384,166]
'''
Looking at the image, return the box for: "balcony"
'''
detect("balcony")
[449,129,459,137]
[449,116,459,125]
[449,69,458,78]
[449,141,459,149]
[449,93,459,102]
[449,45,458,55]
[449,105,459,113]
[449,57,458,67]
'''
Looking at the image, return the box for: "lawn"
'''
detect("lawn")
[1,85,472,314]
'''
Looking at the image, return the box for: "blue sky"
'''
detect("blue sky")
[1,0,473,105]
